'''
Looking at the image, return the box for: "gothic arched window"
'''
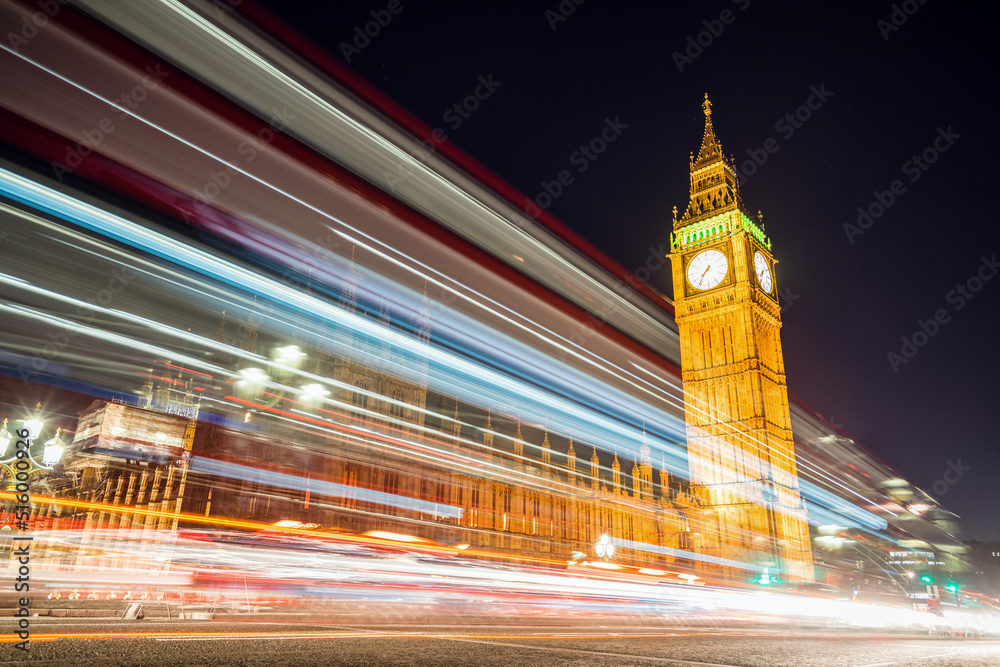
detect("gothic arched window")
[388,389,406,420]
[350,380,370,422]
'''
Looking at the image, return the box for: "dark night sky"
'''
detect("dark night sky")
[255,1,998,540]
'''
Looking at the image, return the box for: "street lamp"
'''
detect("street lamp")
[595,533,615,561]
[0,419,11,457]
[21,401,43,441]
[22,417,42,441]
[236,367,268,395]
[300,383,329,403]
[41,428,64,466]
[273,345,306,368]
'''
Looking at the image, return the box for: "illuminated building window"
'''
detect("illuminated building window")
[389,390,406,420]
[350,380,370,422]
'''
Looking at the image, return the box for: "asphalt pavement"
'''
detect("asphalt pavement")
[2,620,999,666]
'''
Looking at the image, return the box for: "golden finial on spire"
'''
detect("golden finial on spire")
[702,93,712,117]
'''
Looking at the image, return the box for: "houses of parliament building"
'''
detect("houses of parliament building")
[38,98,815,583]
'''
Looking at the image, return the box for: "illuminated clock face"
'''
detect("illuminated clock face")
[686,249,728,291]
[754,251,773,293]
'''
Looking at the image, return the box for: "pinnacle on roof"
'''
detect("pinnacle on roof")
[640,424,652,467]
[451,398,461,439]
[693,93,724,168]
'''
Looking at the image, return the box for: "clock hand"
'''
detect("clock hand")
[701,265,712,278]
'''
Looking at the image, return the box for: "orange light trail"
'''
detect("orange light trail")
[163,362,214,378]
[0,491,568,568]
[0,630,713,643]
[224,395,475,466]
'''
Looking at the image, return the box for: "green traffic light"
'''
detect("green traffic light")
[946,584,958,593]
[919,575,933,584]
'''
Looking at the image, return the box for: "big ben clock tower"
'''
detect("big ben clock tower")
[668,95,813,582]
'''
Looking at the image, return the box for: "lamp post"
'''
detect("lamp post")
[0,419,12,458]
[0,406,65,487]
[595,533,615,561]
[300,383,329,405]
[42,428,65,467]
[22,417,42,442]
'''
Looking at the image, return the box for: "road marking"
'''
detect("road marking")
[0,630,744,643]
[155,635,364,641]
[858,652,964,667]
[440,637,743,666]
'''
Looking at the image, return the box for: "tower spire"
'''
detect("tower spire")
[483,408,495,461]
[612,449,622,495]
[566,437,577,475]
[513,419,524,462]
[640,423,652,467]
[451,398,461,440]
[675,94,750,233]
[590,445,600,491]
[694,93,723,167]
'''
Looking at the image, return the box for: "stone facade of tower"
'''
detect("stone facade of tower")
[668,95,814,581]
